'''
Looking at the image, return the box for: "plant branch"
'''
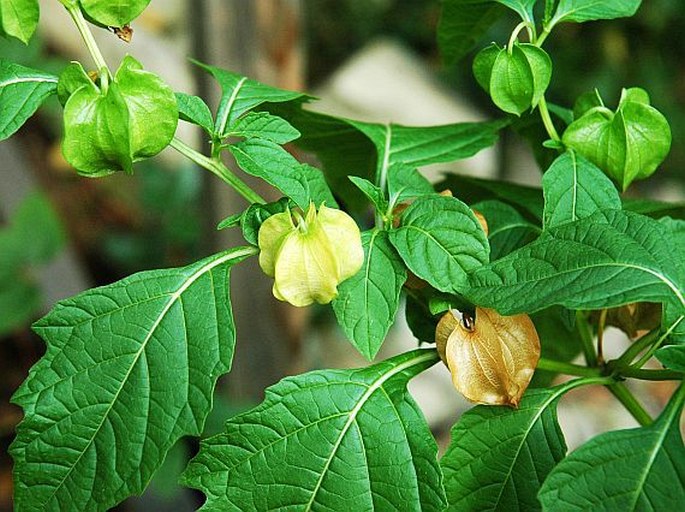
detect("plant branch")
[631,315,684,370]
[620,368,683,381]
[608,382,653,426]
[170,138,266,205]
[576,311,598,367]
[537,96,561,142]
[537,358,601,378]
[64,3,110,74]
[613,328,660,368]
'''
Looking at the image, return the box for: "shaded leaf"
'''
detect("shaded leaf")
[473,199,540,260]
[333,230,407,360]
[390,195,490,294]
[438,0,505,66]
[10,247,256,511]
[0,59,57,140]
[387,162,434,205]
[182,349,446,511]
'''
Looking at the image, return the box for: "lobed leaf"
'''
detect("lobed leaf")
[542,151,621,228]
[390,195,490,294]
[468,209,685,314]
[538,384,685,511]
[182,349,446,511]
[10,247,256,511]
[0,59,57,140]
[333,230,408,360]
[442,385,571,511]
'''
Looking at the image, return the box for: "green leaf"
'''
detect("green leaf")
[0,275,40,335]
[438,0,505,66]
[495,0,537,23]
[542,151,621,228]
[468,210,685,314]
[229,138,336,209]
[194,61,308,137]
[80,0,150,27]
[473,199,541,259]
[656,345,685,372]
[390,195,490,294]
[549,0,641,25]
[176,92,214,134]
[0,0,39,44]
[228,111,300,144]
[115,55,178,160]
[181,349,446,511]
[387,162,434,205]
[332,230,408,360]
[62,81,132,176]
[349,176,388,213]
[10,246,256,511]
[530,307,583,387]
[539,384,685,511]
[440,173,544,221]
[442,385,571,511]
[10,191,66,264]
[623,198,685,219]
[0,59,57,140]
[562,91,671,190]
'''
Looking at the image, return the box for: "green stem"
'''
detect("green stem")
[613,328,660,369]
[507,21,534,52]
[536,25,554,47]
[64,3,110,74]
[608,382,653,426]
[576,311,598,367]
[170,138,266,205]
[537,358,601,378]
[620,368,683,381]
[537,96,561,142]
[631,315,684,370]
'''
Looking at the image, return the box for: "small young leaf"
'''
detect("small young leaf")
[549,0,641,26]
[229,138,336,209]
[115,55,178,160]
[240,197,291,245]
[390,195,490,294]
[10,246,256,511]
[387,162,434,205]
[194,60,308,136]
[542,151,621,228]
[332,230,408,360]
[181,349,446,511]
[473,199,541,260]
[176,92,214,134]
[468,210,685,315]
[539,384,685,511]
[0,59,57,140]
[349,176,388,213]
[229,111,300,144]
[442,385,570,510]
[80,0,151,27]
[438,0,505,66]
[0,0,39,44]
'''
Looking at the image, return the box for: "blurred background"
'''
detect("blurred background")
[1,0,684,509]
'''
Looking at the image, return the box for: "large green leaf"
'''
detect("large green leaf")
[442,385,575,511]
[548,0,641,26]
[473,199,541,260]
[181,349,446,511]
[194,61,307,136]
[349,119,504,193]
[539,383,685,511]
[468,210,685,314]
[390,195,490,294]
[10,246,256,511]
[229,138,336,209]
[332,230,408,360]
[438,0,505,66]
[542,151,621,228]
[0,0,39,43]
[0,59,57,140]
[80,0,150,27]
